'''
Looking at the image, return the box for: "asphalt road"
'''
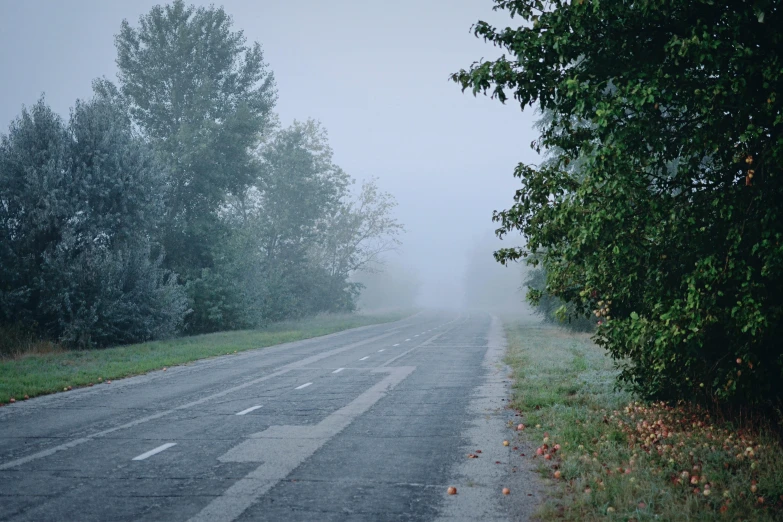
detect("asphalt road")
[0,311,540,521]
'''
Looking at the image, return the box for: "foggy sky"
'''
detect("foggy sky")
[0,0,540,308]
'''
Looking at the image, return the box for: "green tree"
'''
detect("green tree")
[224,120,352,323]
[219,120,403,323]
[453,0,783,407]
[114,0,277,329]
[0,92,187,347]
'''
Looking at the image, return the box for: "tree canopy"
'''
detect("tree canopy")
[453,0,783,407]
[115,0,277,284]
[1,0,403,347]
[0,93,186,347]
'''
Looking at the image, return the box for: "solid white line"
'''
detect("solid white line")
[378,349,385,352]
[132,443,176,461]
[295,382,312,390]
[359,356,370,361]
[393,344,400,347]
[236,405,262,416]
[332,368,345,374]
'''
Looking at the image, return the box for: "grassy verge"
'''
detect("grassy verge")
[504,319,783,521]
[0,310,414,405]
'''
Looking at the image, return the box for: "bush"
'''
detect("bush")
[0,94,187,347]
[42,239,188,347]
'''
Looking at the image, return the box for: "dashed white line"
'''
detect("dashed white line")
[393,344,400,347]
[295,382,313,390]
[378,349,385,352]
[414,335,419,337]
[405,339,411,342]
[332,368,345,374]
[0,327,406,472]
[359,356,370,361]
[236,405,263,416]
[132,443,176,461]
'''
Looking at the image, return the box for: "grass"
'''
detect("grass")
[503,318,783,521]
[0,310,413,405]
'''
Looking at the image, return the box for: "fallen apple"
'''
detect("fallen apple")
[447,486,457,495]
[9,398,15,403]
[554,471,561,479]
[502,487,510,495]
[503,440,509,447]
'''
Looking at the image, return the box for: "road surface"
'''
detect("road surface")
[0,311,540,521]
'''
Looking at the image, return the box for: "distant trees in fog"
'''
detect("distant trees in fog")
[0,0,401,347]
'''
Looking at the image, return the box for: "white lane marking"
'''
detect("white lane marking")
[359,356,370,361]
[381,326,456,368]
[191,366,416,522]
[405,339,411,342]
[132,443,176,461]
[0,328,405,471]
[414,335,419,337]
[378,349,385,352]
[236,405,263,416]
[295,382,312,390]
[332,368,345,374]
[393,343,400,347]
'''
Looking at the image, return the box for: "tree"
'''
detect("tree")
[217,120,403,323]
[317,178,404,282]
[239,120,351,322]
[453,1,783,407]
[114,0,277,329]
[524,262,595,332]
[0,92,187,347]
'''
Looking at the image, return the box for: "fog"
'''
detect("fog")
[0,0,539,312]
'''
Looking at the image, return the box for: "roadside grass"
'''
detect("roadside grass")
[0,310,413,405]
[504,319,783,521]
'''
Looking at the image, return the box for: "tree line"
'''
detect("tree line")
[454,0,783,409]
[0,1,402,348]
